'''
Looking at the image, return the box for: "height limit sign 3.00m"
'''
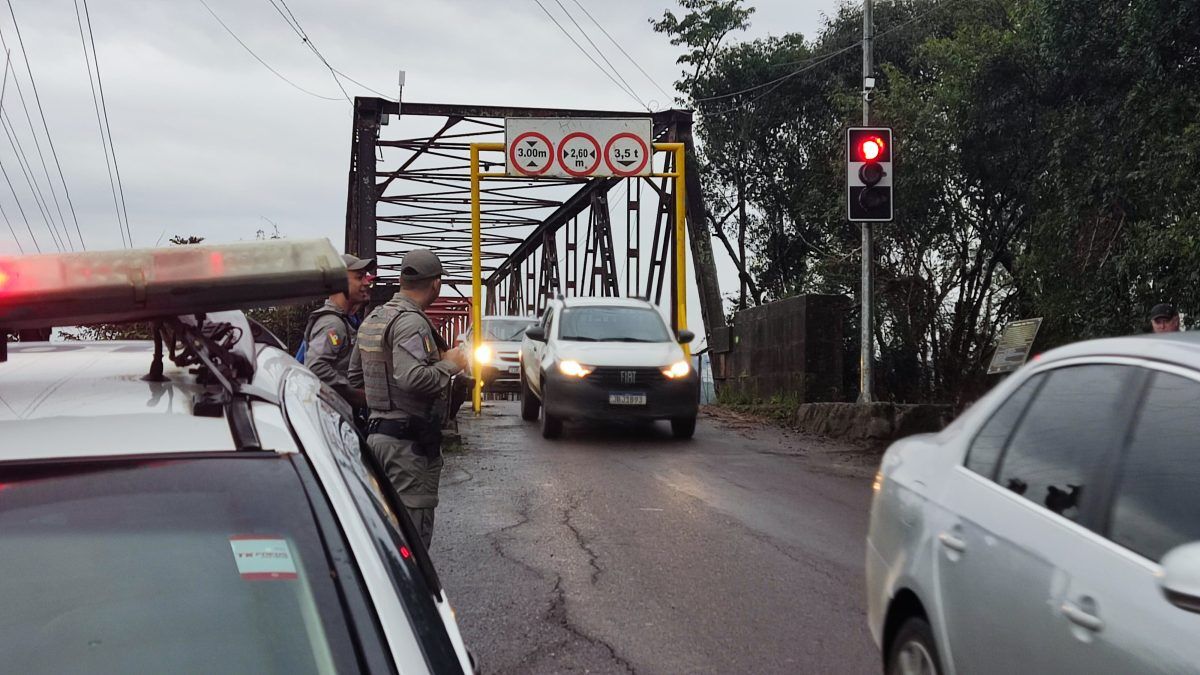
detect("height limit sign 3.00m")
[506,118,652,179]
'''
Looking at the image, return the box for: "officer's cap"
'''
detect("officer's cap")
[341,253,375,272]
[399,249,444,281]
[1150,303,1177,320]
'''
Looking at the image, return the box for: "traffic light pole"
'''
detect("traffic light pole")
[858,0,874,404]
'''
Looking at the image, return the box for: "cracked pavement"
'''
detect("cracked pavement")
[432,402,879,674]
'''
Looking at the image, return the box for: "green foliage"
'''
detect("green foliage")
[655,0,1200,404]
[650,0,755,97]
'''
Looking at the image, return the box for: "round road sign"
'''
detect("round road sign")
[509,132,554,176]
[604,132,650,176]
[558,132,602,177]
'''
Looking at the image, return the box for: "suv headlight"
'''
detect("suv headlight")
[558,360,591,377]
[661,360,691,379]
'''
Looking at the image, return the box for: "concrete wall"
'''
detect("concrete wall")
[725,294,847,403]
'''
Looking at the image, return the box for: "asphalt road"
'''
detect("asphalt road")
[432,402,880,675]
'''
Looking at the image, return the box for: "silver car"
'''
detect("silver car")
[462,315,537,392]
[867,332,1200,674]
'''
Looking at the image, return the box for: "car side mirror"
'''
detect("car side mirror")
[526,326,546,342]
[1160,542,1200,613]
[677,329,695,344]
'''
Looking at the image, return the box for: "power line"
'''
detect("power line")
[74,0,128,248]
[697,0,964,114]
[264,0,352,102]
[82,0,133,247]
[552,0,648,110]
[1,110,63,251]
[0,41,68,251]
[530,0,647,110]
[0,53,22,253]
[197,0,341,101]
[5,0,85,251]
[696,42,860,103]
[568,0,673,103]
[330,67,389,98]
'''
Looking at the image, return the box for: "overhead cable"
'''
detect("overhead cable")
[198,0,342,102]
[5,0,85,250]
[530,0,648,110]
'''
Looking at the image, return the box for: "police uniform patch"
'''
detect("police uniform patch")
[423,334,434,355]
[327,329,341,348]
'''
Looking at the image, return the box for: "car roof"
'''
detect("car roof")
[1037,331,1200,369]
[0,340,295,461]
[559,296,657,309]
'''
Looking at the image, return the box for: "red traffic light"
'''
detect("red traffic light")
[859,136,885,161]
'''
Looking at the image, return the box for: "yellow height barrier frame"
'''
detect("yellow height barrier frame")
[470,141,688,414]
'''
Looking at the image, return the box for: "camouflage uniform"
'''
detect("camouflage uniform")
[349,251,459,548]
[303,299,359,404]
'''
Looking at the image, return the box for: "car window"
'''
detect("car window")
[484,319,534,341]
[965,373,1045,479]
[559,306,672,343]
[995,364,1133,523]
[1108,371,1200,562]
[0,456,360,675]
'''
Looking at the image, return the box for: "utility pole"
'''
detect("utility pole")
[858,0,875,404]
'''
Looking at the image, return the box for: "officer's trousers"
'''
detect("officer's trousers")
[367,433,443,549]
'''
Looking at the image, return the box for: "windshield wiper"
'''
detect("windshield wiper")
[603,337,658,343]
[562,336,599,341]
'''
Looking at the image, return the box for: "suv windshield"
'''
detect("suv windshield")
[483,319,534,342]
[0,456,360,675]
[559,306,672,343]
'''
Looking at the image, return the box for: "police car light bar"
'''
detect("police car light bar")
[0,239,347,330]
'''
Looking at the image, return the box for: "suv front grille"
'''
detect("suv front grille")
[587,366,664,388]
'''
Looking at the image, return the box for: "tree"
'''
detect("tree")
[653,0,1200,404]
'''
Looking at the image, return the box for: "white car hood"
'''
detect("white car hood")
[555,341,684,367]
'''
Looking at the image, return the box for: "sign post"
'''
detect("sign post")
[468,117,685,415]
[987,318,1043,375]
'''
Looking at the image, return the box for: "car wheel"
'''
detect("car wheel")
[670,415,696,440]
[520,374,540,422]
[540,380,563,439]
[887,617,942,675]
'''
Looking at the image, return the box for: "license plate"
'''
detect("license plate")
[609,393,647,406]
[508,366,520,374]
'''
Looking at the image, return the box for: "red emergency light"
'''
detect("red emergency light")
[0,239,347,330]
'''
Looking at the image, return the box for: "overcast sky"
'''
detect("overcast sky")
[0,0,847,333]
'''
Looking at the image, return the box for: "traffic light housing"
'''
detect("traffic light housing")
[847,127,893,222]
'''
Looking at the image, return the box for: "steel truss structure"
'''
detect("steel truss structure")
[345,98,729,368]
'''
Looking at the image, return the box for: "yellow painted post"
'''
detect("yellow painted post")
[470,143,507,415]
[673,144,689,357]
[470,144,484,414]
[653,142,690,357]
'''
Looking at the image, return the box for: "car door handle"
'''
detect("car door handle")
[1061,601,1104,632]
[938,532,967,552]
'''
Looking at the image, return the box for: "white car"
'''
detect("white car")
[867,333,1200,675]
[0,240,477,674]
[518,296,698,439]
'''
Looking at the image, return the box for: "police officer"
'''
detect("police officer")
[349,248,468,549]
[303,253,374,409]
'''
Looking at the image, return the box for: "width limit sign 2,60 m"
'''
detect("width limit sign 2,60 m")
[505,118,652,179]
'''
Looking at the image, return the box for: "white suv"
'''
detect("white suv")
[518,297,698,439]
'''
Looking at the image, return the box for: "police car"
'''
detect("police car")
[0,240,477,674]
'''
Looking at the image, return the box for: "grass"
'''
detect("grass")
[714,390,802,425]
